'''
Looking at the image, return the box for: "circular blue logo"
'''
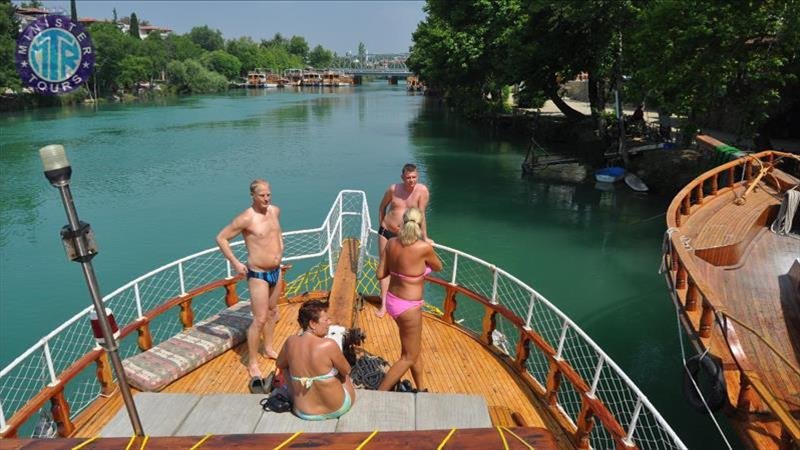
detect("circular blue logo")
[15,15,95,95]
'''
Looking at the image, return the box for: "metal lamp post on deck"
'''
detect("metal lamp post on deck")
[39,145,144,436]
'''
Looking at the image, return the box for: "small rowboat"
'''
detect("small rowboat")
[624,173,649,192]
[595,166,625,183]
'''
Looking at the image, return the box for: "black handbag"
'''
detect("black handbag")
[260,386,292,413]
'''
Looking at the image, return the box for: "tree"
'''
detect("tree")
[70,0,77,22]
[117,55,152,89]
[19,0,43,8]
[263,32,287,48]
[201,50,241,80]
[0,0,21,90]
[287,35,309,60]
[308,45,333,68]
[88,22,140,93]
[166,59,227,94]
[357,41,366,63]
[129,12,140,39]
[112,7,117,24]
[627,0,800,146]
[141,33,168,80]
[226,36,260,73]
[188,25,224,52]
[165,34,205,61]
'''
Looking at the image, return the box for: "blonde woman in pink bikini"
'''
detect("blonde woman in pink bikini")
[376,207,442,391]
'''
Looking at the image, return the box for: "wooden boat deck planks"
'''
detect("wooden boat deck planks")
[70,301,568,446]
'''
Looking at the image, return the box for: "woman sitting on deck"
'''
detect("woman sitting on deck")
[376,207,443,391]
[276,300,356,420]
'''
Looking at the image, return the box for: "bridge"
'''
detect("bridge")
[329,53,412,77]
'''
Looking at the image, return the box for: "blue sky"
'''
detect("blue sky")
[28,1,427,54]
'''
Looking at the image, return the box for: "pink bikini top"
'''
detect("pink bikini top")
[390,265,432,281]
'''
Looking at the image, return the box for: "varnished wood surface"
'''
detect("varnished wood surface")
[327,239,359,327]
[0,427,559,450]
[674,169,800,449]
[69,301,575,449]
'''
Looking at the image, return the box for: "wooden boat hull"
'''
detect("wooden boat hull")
[663,138,800,449]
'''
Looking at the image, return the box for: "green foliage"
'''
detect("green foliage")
[89,22,139,92]
[357,41,366,63]
[129,12,140,39]
[117,55,152,89]
[287,35,309,60]
[308,45,333,68]
[188,25,224,52]
[201,50,241,80]
[141,33,168,78]
[0,0,20,90]
[226,36,260,73]
[165,34,205,61]
[166,59,227,94]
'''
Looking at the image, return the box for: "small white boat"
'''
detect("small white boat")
[595,167,625,183]
[625,173,649,192]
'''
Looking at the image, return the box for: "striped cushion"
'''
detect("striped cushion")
[123,302,252,392]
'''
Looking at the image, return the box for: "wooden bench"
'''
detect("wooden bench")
[693,189,780,266]
[122,302,252,392]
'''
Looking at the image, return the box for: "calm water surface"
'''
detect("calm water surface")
[0,83,737,447]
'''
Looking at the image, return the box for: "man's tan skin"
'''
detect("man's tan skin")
[376,164,431,317]
[216,179,283,378]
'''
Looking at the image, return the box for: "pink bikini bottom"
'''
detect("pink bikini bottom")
[385,291,424,319]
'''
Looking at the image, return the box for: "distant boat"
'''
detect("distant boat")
[624,173,649,192]
[595,166,625,183]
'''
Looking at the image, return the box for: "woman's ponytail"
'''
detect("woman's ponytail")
[398,207,423,245]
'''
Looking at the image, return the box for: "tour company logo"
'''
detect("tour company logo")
[15,15,95,95]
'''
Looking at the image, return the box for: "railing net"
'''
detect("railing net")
[1,190,685,449]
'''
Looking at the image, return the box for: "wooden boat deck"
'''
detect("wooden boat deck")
[672,162,800,448]
[70,300,573,448]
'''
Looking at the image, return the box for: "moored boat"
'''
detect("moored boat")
[0,190,687,449]
[595,167,625,183]
[662,136,800,449]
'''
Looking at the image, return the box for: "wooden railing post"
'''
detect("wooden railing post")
[727,167,735,188]
[480,306,498,345]
[50,388,75,437]
[676,259,687,290]
[695,184,704,205]
[95,352,116,396]
[224,281,239,307]
[685,277,699,311]
[514,332,531,372]
[545,361,562,407]
[179,299,194,330]
[137,321,153,351]
[699,300,714,338]
[442,284,458,324]
[681,195,691,216]
[575,400,596,450]
[711,174,719,195]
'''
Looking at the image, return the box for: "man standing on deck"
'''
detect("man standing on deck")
[376,163,431,317]
[216,179,284,384]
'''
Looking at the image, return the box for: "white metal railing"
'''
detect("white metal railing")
[0,190,686,449]
[0,190,368,437]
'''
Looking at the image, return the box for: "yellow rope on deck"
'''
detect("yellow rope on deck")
[189,433,213,450]
[273,431,302,450]
[70,436,99,450]
[496,426,509,450]
[139,435,149,450]
[124,436,136,450]
[355,430,379,449]
[719,311,800,377]
[436,428,457,449]
[502,426,536,450]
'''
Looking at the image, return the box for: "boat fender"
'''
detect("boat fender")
[682,353,727,412]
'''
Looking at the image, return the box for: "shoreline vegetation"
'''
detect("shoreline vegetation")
[0,1,350,109]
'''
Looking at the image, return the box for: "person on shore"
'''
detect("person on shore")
[216,179,283,388]
[376,208,442,392]
[376,164,431,317]
[277,300,356,420]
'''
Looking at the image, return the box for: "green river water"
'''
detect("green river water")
[0,83,738,447]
